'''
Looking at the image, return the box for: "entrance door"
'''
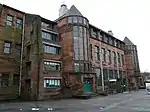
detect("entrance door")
[83,78,93,92]
[24,79,31,100]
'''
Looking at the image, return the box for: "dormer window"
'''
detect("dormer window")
[109,37,113,45]
[104,35,108,43]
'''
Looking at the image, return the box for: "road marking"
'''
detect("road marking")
[32,108,39,110]
[48,108,54,111]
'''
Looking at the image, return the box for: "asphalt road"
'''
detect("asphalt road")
[0,90,150,112]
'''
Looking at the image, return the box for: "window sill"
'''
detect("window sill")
[44,87,61,89]
[44,52,60,56]
[44,70,61,72]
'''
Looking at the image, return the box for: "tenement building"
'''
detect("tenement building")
[0,3,141,100]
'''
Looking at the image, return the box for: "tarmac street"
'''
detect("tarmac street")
[0,90,149,112]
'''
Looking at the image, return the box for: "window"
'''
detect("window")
[44,61,61,71]
[13,74,19,86]
[74,63,79,72]
[117,42,121,48]
[95,68,102,86]
[103,69,108,85]
[68,17,72,23]
[44,79,61,88]
[79,38,84,60]
[73,26,78,37]
[0,74,9,87]
[90,44,93,59]
[84,28,88,60]
[84,63,89,71]
[101,48,106,62]
[108,50,111,63]
[83,18,87,25]
[42,31,58,42]
[74,37,79,60]
[26,62,31,71]
[121,54,124,65]
[41,22,49,28]
[117,53,121,65]
[114,40,117,46]
[109,70,113,79]
[94,46,100,61]
[73,26,78,32]
[92,30,97,38]
[15,44,21,56]
[43,44,60,55]
[27,45,31,55]
[6,15,13,26]
[104,36,108,43]
[73,16,78,23]
[79,26,83,37]
[4,42,11,54]
[109,38,113,45]
[78,17,82,24]
[16,18,23,29]
[113,52,117,64]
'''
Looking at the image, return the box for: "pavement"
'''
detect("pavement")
[0,90,150,112]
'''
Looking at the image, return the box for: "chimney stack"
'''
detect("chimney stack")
[108,30,113,36]
[59,2,68,17]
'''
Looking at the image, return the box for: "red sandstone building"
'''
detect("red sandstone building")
[123,37,141,90]
[0,4,24,100]
[0,3,141,101]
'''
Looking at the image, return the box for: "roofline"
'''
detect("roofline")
[41,17,57,24]
[55,14,89,23]
[89,24,125,44]
[3,4,25,14]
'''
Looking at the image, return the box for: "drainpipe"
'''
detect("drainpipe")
[99,32,104,92]
[115,41,120,79]
[19,14,25,97]
[115,41,120,93]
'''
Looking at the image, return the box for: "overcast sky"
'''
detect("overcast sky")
[1,0,149,72]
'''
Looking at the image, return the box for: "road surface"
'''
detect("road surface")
[0,90,149,112]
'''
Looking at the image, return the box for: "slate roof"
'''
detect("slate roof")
[55,5,83,22]
[65,5,83,16]
[123,37,134,45]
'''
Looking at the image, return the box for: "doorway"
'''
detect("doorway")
[83,78,93,93]
[24,79,31,100]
